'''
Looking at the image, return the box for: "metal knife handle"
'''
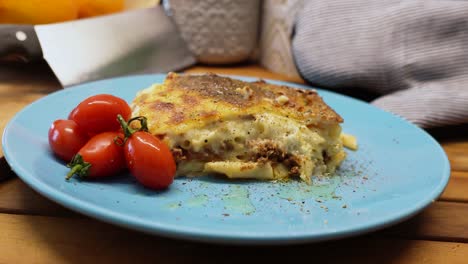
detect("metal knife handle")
[0,25,43,62]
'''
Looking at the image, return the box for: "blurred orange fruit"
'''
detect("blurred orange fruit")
[0,0,79,24]
[77,0,125,18]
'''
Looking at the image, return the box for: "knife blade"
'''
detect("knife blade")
[0,6,196,87]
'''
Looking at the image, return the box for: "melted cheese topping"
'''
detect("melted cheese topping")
[131,73,342,136]
[131,73,347,183]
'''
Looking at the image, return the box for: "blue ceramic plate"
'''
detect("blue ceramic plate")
[2,74,450,245]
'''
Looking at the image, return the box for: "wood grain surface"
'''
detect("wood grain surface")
[0,213,467,264]
[0,62,466,263]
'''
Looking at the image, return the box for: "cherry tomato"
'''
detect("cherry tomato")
[124,131,176,189]
[67,106,78,120]
[67,131,126,179]
[69,94,131,136]
[48,119,88,162]
[118,115,176,189]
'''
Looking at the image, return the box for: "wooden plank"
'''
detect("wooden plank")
[0,157,16,182]
[0,177,76,217]
[0,213,466,264]
[384,201,468,242]
[442,141,468,172]
[440,171,468,202]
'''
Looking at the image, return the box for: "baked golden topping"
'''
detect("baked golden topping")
[131,73,347,183]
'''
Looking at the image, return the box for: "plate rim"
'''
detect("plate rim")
[2,74,451,245]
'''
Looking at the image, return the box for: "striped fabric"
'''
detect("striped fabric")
[292,0,468,128]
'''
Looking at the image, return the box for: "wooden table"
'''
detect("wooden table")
[1,63,467,263]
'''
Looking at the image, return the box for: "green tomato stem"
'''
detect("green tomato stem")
[117,114,149,139]
[66,154,91,180]
[117,114,135,138]
[66,164,83,180]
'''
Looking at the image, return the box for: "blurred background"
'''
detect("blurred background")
[1,0,467,128]
[0,0,299,78]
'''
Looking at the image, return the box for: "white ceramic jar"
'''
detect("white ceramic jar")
[165,0,260,64]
